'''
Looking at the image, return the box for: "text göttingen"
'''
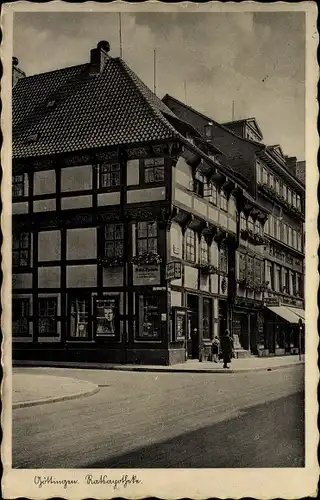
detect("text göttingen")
[34,474,142,490]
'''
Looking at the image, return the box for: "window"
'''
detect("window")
[266,262,274,290]
[137,221,158,255]
[247,256,253,280]
[219,245,228,274]
[185,228,196,263]
[12,298,29,336]
[200,237,209,264]
[138,295,161,339]
[283,224,288,245]
[99,163,120,188]
[38,298,57,336]
[282,184,287,201]
[262,168,268,184]
[144,157,165,183]
[203,181,212,199]
[104,223,124,258]
[292,192,296,207]
[296,195,301,211]
[268,215,274,237]
[193,172,205,197]
[264,217,269,235]
[256,163,262,184]
[12,174,26,198]
[275,178,280,195]
[95,297,118,336]
[175,310,186,340]
[254,221,260,235]
[276,266,282,292]
[228,196,236,217]
[254,259,262,285]
[240,213,247,231]
[297,232,302,252]
[287,188,292,205]
[292,230,297,249]
[248,216,254,232]
[205,123,213,138]
[288,227,293,247]
[239,253,246,280]
[211,184,217,205]
[220,190,228,212]
[276,219,281,240]
[70,297,89,339]
[268,174,274,189]
[296,274,303,297]
[13,233,31,268]
[284,269,290,294]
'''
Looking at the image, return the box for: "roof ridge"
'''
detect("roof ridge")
[14,63,88,82]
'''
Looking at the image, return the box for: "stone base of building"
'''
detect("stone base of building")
[13,346,187,366]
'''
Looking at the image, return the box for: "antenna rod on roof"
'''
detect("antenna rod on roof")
[153,49,157,95]
[184,80,187,105]
[119,12,123,58]
[232,100,235,121]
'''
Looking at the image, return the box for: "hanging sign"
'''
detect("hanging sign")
[166,261,182,280]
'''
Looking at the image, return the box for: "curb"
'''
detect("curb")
[13,384,100,409]
[13,360,304,375]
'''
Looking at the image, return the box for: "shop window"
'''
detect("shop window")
[70,297,90,339]
[13,232,31,268]
[38,298,57,336]
[143,157,165,183]
[137,221,158,255]
[12,298,29,336]
[12,174,27,198]
[104,223,124,258]
[138,295,161,339]
[185,228,196,263]
[239,253,246,280]
[220,190,228,212]
[219,245,228,274]
[240,213,247,231]
[200,237,209,264]
[99,162,120,188]
[175,310,186,340]
[203,298,212,339]
[95,297,118,336]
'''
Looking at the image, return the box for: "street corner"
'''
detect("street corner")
[12,373,100,409]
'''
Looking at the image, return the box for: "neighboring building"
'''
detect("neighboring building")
[13,41,269,365]
[163,95,305,356]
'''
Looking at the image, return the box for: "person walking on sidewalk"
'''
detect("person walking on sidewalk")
[212,336,220,363]
[220,329,233,369]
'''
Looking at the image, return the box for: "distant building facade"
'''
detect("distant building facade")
[163,95,305,356]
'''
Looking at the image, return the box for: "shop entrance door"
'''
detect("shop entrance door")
[187,294,199,359]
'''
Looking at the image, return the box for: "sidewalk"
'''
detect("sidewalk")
[14,354,304,375]
[13,373,99,409]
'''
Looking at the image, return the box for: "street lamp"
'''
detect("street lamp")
[298,318,303,361]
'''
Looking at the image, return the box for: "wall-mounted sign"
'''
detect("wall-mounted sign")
[133,264,160,286]
[264,297,280,306]
[166,261,182,280]
[153,286,166,291]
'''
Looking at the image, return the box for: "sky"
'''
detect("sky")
[13,11,305,160]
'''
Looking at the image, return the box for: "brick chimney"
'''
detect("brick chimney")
[12,56,26,87]
[89,41,110,75]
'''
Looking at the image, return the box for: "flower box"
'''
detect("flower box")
[99,256,124,267]
[197,263,219,275]
[131,252,162,265]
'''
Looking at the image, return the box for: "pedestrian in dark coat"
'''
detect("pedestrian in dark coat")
[220,329,234,369]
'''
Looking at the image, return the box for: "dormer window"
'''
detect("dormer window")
[27,133,40,144]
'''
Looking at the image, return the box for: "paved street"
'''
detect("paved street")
[13,365,304,468]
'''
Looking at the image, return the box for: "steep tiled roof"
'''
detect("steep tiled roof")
[12,57,180,159]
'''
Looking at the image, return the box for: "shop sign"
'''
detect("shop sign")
[166,261,182,280]
[264,297,280,306]
[133,264,160,286]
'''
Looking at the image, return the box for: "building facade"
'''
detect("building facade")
[12,43,304,365]
[163,96,305,356]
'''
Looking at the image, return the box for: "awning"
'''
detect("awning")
[267,306,301,324]
[286,307,305,322]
